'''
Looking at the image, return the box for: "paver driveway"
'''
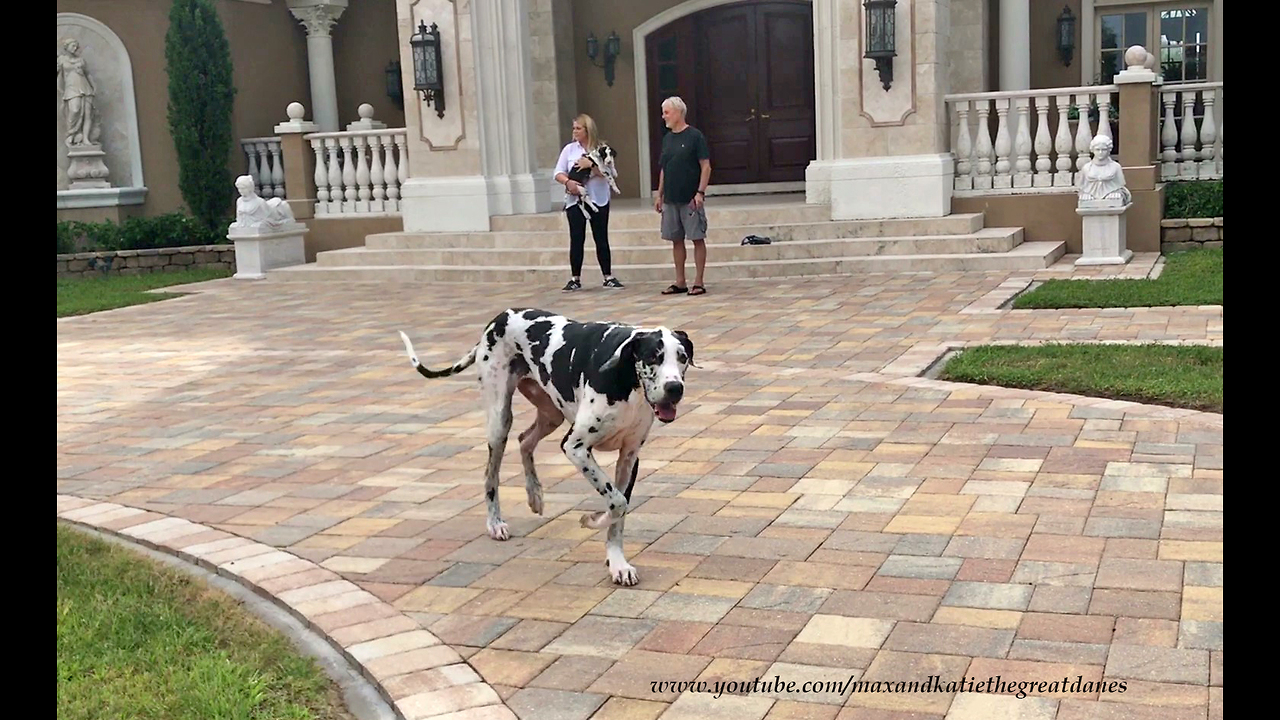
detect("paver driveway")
[57,257,1222,720]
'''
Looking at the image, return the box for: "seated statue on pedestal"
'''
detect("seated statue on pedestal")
[230,174,297,231]
[1077,135,1131,205]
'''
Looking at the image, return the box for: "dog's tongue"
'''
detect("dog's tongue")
[655,402,678,422]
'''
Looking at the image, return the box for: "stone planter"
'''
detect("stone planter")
[1161,217,1224,253]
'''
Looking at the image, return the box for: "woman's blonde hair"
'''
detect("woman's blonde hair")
[574,114,600,152]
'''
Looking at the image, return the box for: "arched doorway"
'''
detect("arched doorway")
[638,0,816,194]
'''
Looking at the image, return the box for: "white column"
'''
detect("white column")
[999,0,1030,91]
[472,0,549,215]
[287,1,347,132]
[804,0,840,204]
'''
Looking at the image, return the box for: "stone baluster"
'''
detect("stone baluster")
[1161,89,1179,180]
[326,138,342,214]
[992,98,1013,189]
[1198,89,1218,178]
[953,101,973,190]
[1029,98,1049,188]
[341,136,357,207]
[1031,96,1052,187]
[355,136,371,211]
[973,101,995,190]
[312,138,329,209]
[384,133,401,205]
[369,135,386,210]
[257,142,276,196]
[1178,89,1200,178]
[1012,97,1034,188]
[391,133,407,206]
[270,140,286,198]
[1094,91,1113,143]
[1053,94,1074,187]
[244,142,262,193]
[1073,93,1094,179]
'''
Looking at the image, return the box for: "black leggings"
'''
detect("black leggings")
[566,202,612,277]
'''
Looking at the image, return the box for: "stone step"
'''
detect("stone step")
[270,242,1066,283]
[488,197,831,232]
[365,213,987,249]
[317,228,1023,268]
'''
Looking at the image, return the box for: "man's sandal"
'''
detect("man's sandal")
[688,285,706,296]
[661,284,688,295]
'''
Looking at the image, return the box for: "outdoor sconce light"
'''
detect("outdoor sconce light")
[586,30,621,87]
[1056,6,1077,67]
[863,0,897,91]
[410,20,446,119]
[385,60,404,111]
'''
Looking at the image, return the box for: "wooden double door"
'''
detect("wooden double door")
[646,0,816,190]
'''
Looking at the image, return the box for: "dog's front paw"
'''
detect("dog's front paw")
[579,511,613,530]
[609,561,639,586]
[527,484,544,516]
[487,519,510,541]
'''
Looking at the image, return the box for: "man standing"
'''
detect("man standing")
[654,96,711,296]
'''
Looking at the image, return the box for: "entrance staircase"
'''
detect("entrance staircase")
[268,195,1065,283]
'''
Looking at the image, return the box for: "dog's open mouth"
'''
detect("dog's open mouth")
[653,401,679,423]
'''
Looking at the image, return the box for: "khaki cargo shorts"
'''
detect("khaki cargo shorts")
[661,202,708,242]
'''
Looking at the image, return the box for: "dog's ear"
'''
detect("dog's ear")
[598,334,638,375]
[673,330,697,368]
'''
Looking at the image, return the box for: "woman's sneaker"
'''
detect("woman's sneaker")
[602,277,625,289]
[562,279,582,292]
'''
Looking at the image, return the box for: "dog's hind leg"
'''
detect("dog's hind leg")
[481,368,519,541]
[516,377,562,516]
[602,447,641,586]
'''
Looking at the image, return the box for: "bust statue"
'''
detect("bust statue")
[1078,135,1131,204]
[57,37,101,148]
[231,174,297,231]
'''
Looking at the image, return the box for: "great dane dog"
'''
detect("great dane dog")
[398,308,694,586]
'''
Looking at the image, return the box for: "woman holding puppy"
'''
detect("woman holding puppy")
[554,114,623,291]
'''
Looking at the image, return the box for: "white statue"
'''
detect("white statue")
[231,174,297,231]
[57,37,101,148]
[1078,135,1131,204]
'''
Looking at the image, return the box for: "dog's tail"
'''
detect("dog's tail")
[399,331,479,379]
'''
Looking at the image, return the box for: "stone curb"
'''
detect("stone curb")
[56,494,517,720]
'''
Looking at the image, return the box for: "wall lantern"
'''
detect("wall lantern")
[586,30,622,87]
[863,0,897,91]
[410,20,446,119]
[1056,6,1077,67]
[385,60,404,111]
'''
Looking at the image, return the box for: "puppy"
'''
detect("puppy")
[565,143,620,218]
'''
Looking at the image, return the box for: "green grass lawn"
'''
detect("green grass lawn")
[939,343,1223,413]
[57,524,352,720]
[1013,248,1222,309]
[57,268,232,318]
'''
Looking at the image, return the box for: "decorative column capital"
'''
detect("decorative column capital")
[287,0,347,38]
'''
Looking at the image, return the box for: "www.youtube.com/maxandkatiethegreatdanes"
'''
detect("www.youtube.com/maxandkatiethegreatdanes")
[650,674,1128,700]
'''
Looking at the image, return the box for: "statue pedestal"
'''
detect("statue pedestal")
[1075,198,1134,266]
[67,144,110,189]
[228,222,308,279]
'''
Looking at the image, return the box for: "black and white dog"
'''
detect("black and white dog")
[398,308,694,586]
[565,143,620,219]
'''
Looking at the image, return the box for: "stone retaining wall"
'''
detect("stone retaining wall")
[1161,218,1224,253]
[57,245,236,278]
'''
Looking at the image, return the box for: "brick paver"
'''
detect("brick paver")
[57,264,1221,719]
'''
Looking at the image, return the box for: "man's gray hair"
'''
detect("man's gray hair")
[661,96,688,117]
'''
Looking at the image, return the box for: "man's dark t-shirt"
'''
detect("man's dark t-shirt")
[659,126,710,205]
